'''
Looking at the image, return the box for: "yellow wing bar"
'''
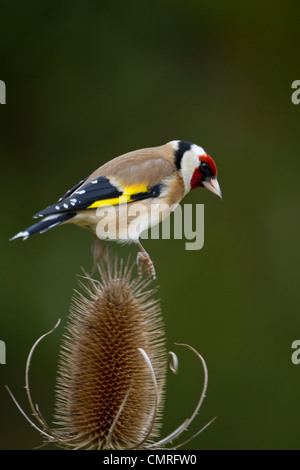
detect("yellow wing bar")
[87,183,150,209]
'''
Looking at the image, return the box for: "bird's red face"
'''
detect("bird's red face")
[191,153,222,199]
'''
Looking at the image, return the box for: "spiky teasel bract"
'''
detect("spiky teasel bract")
[54,258,167,449]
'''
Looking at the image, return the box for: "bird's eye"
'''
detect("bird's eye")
[201,162,209,173]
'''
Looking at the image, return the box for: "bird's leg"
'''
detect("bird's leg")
[136,240,156,280]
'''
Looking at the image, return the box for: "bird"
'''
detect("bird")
[10,140,222,278]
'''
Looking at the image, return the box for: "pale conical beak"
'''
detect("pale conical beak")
[202,178,222,199]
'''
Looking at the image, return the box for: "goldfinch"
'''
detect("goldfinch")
[11,140,222,278]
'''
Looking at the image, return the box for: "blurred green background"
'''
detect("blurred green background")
[1,0,300,450]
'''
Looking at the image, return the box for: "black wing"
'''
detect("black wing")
[34,176,122,218]
[34,175,161,218]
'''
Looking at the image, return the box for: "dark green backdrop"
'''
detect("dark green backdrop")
[1,1,299,450]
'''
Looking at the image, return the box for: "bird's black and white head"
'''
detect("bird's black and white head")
[170,140,222,199]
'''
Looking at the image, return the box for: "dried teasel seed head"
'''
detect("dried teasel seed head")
[6,254,214,450]
[53,258,167,449]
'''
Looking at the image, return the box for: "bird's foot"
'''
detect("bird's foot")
[136,251,156,280]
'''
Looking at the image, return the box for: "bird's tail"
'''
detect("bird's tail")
[10,212,76,241]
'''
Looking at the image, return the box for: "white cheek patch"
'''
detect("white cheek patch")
[180,150,200,193]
